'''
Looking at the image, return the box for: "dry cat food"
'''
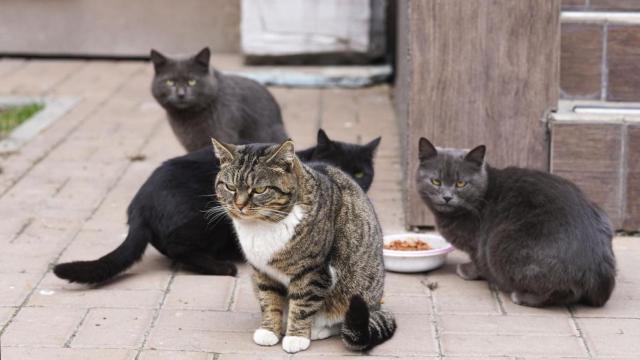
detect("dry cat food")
[384,238,432,251]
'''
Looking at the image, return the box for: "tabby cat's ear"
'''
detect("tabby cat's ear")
[365,136,381,155]
[211,138,236,165]
[150,49,168,72]
[464,145,486,166]
[266,139,296,166]
[193,47,211,70]
[418,137,438,160]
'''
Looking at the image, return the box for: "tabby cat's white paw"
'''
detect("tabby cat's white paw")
[311,325,339,340]
[282,335,310,353]
[253,328,279,346]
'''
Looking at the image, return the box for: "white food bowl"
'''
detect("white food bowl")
[383,233,454,273]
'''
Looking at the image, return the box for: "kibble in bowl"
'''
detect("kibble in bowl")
[382,233,454,273]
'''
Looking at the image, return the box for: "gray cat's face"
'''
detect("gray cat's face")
[150,48,217,111]
[416,138,488,214]
[212,139,300,222]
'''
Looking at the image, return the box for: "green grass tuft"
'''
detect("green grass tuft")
[0,103,44,138]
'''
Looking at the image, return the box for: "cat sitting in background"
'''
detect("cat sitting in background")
[212,137,395,353]
[53,130,381,284]
[416,137,616,307]
[150,47,287,151]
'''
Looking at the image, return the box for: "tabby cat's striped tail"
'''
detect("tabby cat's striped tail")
[341,295,396,351]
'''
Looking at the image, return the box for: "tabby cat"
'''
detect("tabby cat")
[53,130,381,284]
[416,137,616,307]
[150,47,287,151]
[212,138,395,353]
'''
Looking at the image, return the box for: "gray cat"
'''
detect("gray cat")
[416,138,616,307]
[150,47,288,151]
[211,138,396,353]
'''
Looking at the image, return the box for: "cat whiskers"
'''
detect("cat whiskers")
[203,205,232,227]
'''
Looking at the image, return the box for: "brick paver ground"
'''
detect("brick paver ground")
[0,58,638,360]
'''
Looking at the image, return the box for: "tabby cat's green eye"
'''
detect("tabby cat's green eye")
[354,172,364,179]
[431,179,441,186]
[224,183,236,192]
[187,79,197,86]
[253,186,267,194]
[166,80,175,86]
[456,180,467,188]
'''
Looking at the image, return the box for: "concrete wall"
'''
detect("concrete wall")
[0,0,240,57]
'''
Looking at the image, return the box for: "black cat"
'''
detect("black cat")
[53,130,381,284]
[150,47,288,151]
[415,138,616,307]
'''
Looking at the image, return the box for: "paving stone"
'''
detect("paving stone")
[139,350,213,360]
[438,314,577,336]
[164,274,235,310]
[0,348,136,360]
[578,317,640,357]
[0,273,40,307]
[27,285,164,309]
[70,308,154,349]
[383,272,430,296]
[230,275,260,313]
[440,332,587,357]
[218,354,288,360]
[2,307,85,347]
[369,313,437,356]
[0,306,16,329]
[428,273,502,315]
[1,60,86,95]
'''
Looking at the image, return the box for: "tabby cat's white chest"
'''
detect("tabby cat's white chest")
[232,205,305,286]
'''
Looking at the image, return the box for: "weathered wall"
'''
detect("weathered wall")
[0,0,240,56]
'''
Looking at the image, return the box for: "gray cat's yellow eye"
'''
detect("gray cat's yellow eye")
[187,79,197,86]
[253,186,267,194]
[354,172,364,179]
[456,180,467,188]
[224,183,236,192]
[431,179,442,186]
[165,80,175,86]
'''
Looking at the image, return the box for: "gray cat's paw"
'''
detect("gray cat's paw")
[456,263,480,280]
[253,328,280,346]
[282,335,310,353]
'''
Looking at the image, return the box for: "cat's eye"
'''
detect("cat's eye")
[187,79,197,86]
[456,180,467,188]
[224,183,236,192]
[253,186,267,194]
[354,172,364,179]
[165,80,175,86]
[431,179,442,186]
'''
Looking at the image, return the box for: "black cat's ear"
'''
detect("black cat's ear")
[211,138,236,166]
[316,129,333,148]
[150,49,168,72]
[464,145,486,166]
[193,47,211,70]
[418,137,438,160]
[267,139,296,165]
[365,136,381,155]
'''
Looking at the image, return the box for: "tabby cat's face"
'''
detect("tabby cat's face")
[150,47,217,112]
[416,138,488,214]
[212,139,300,222]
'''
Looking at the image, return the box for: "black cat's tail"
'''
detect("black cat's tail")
[341,295,396,352]
[53,217,151,284]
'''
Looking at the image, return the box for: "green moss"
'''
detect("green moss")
[0,103,44,138]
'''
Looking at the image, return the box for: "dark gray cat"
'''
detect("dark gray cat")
[150,47,288,151]
[416,138,616,307]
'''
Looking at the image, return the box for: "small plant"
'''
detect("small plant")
[0,103,44,139]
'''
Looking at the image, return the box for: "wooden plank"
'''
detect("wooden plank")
[400,0,561,227]
[624,124,640,230]
[550,122,624,228]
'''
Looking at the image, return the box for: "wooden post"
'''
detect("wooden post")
[395,0,561,228]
